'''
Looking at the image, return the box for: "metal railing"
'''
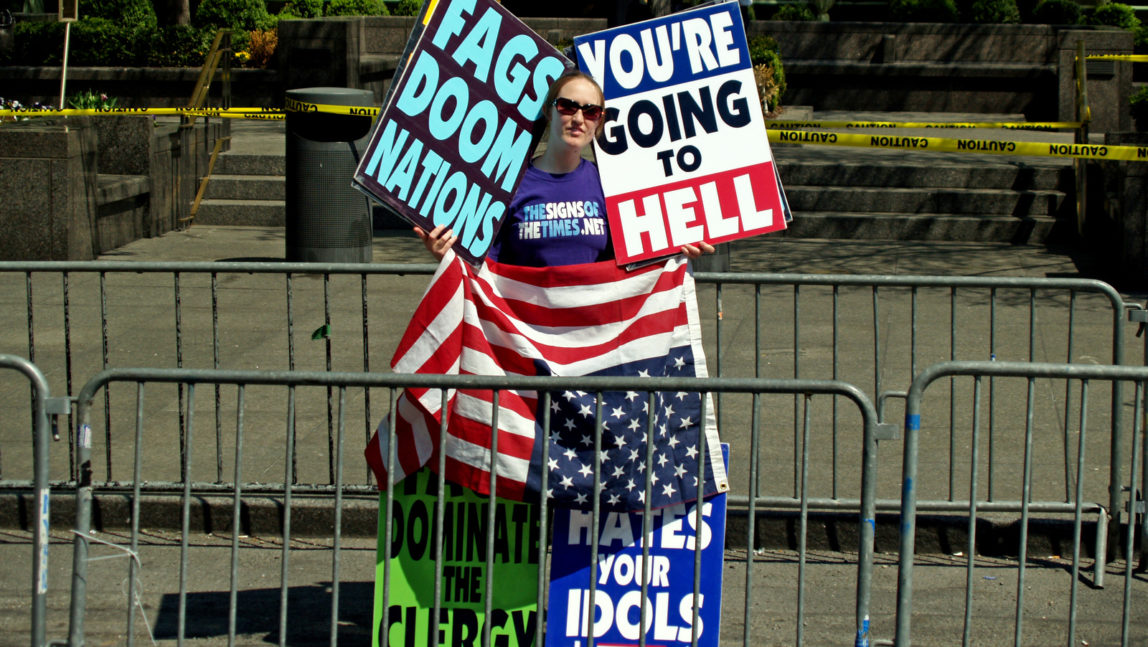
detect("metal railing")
[62,368,880,647]
[0,354,54,647]
[697,272,1133,522]
[899,360,1148,647]
[2,263,1138,542]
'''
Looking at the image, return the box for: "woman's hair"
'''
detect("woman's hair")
[543,69,606,136]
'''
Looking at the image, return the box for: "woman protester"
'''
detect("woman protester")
[414,70,714,265]
[374,69,727,511]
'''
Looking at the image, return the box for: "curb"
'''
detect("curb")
[1,492,1100,558]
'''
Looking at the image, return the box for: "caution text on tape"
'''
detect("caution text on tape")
[770,129,1148,162]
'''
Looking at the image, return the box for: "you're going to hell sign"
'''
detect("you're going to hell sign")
[575,2,787,265]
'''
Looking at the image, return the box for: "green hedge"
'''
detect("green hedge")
[195,0,275,30]
[970,0,1020,23]
[325,0,389,16]
[0,0,397,67]
[3,17,214,66]
[887,0,960,22]
[1030,0,1082,25]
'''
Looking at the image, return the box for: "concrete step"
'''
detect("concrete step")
[203,175,285,201]
[775,159,1069,191]
[781,211,1059,243]
[213,152,285,176]
[193,199,284,226]
[199,150,1074,240]
[784,185,1068,217]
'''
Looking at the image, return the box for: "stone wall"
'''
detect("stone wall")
[1086,132,1148,287]
[746,22,1133,131]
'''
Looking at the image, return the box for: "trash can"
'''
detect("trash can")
[285,87,375,262]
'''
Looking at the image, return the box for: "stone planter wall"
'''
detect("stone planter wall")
[0,116,227,260]
[0,118,97,260]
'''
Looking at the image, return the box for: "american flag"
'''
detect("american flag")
[365,251,729,510]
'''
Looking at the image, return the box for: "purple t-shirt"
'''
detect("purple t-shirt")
[487,158,612,267]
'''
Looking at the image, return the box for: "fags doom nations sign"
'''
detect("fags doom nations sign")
[574,3,787,265]
[353,0,569,265]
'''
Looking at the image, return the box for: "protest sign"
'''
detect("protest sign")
[353,0,570,265]
[546,445,729,647]
[574,4,787,265]
[372,467,542,647]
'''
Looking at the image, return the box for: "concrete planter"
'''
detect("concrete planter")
[0,117,98,260]
[0,114,228,259]
[95,115,155,176]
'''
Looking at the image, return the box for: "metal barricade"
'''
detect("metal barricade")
[694,273,1134,544]
[0,260,437,488]
[0,354,55,647]
[2,263,1135,520]
[898,361,1148,647]
[63,369,880,647]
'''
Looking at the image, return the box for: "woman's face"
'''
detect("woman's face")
[547,77,604,153]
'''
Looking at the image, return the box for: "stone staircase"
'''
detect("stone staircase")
[193,116,1076,242]
[772,145,1071,243]
[193,152,285,226]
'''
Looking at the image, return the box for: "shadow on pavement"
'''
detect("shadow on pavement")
[154,581,375,645]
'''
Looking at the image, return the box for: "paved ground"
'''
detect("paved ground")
[3,115,1147,646]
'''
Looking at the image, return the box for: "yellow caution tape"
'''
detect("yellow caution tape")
[1085,54,1148,62]
[185,110,285,120]
[4,103,1142,161]
[0,106,283,118]
[769,129,1148,162]
[283,97,379,117]
[768,120,1082,131]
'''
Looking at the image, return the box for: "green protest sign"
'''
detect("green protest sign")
[373,467,541,647]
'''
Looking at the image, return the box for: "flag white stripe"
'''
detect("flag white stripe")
[454,391,537,440]
[463,291,687,363]
[393,280,465,374]
[479,257,686,310]
[444,432,533,483]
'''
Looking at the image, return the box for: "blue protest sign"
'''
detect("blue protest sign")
[546,445,729,647]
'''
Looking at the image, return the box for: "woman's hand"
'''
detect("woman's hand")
[414,225,457,261]
[681,241,715,259]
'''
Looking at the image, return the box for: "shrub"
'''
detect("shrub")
[282,0,323,17]
[771,3,816,20]
[84,0,157,28]
[325,0,389,15]
[970,0,1020,22]
[1085,2,1140,30]
[195,0,275,31]
[141,24,213,66]
[1030,0,1082,24]
[244,27,277,67]
[70,17,144,66]
[12,20,64,65]
[747,35,786,112]
[392,0,425,16]
[888,0,959,22]
[1136,24,1148,50]
[1131,85,1148,129]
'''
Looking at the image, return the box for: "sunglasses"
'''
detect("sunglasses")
[553,97,604,121]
